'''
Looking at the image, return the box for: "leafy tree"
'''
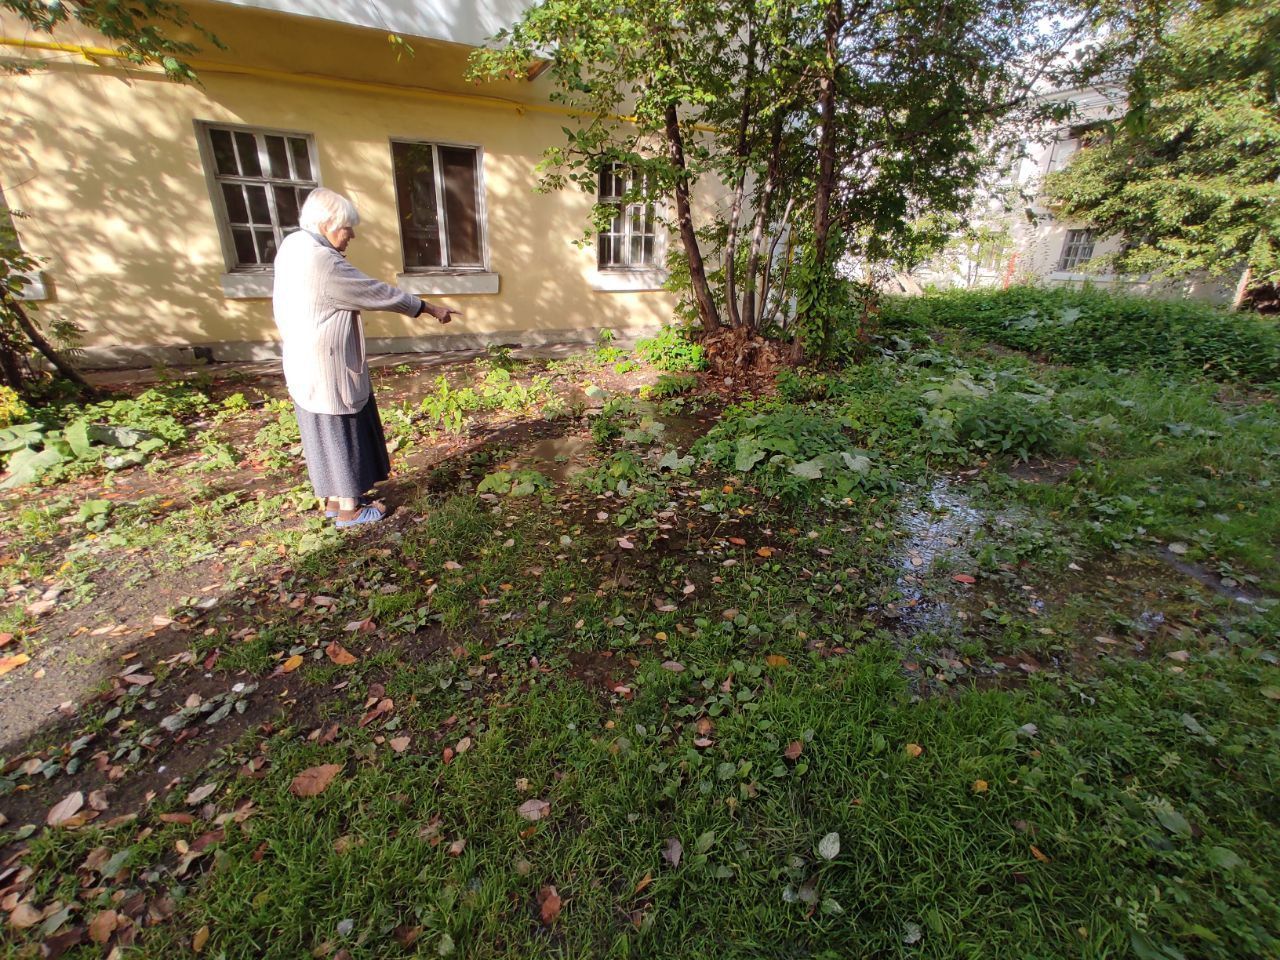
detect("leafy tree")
[472,0,1087,360]
[2,0,215,394]
[1044,0,1280,305]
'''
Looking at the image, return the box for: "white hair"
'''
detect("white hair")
[299,188,360,234]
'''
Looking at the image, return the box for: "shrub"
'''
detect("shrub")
[693,400,894,500]
[880,286,1280,383]
[639,373,698,400]
[636,325,707,372]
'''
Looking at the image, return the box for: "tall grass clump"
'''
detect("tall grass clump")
[881,287,1280,383]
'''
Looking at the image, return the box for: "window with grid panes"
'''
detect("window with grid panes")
[598,164,656,270]
[1057,228,1096,271]
[202,124,317,269]
[390,141,484,271]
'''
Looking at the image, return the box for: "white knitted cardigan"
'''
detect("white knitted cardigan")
[272,231,421,415]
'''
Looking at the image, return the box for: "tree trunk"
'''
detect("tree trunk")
[723,9,758,332]
[663,102,721,333]
[809,0,842,357]
[1232,265,1253,311]
[759,197,795,327]
[743,110,784,334]
[4,294,99,397]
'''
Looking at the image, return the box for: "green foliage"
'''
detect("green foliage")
[475,343,517,374]
[475,468,551,497]
[252,400,302,470]
[882,287,1280,383]
[0,385,206,486]
[0,385,29,427]
[635,326,706,372]
[639,372,698,400]
[418,372,555,434]
[694,400,894,500]
[920,369,1063,462]
[1045,0,1280,286]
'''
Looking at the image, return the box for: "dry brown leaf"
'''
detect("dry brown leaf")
[727,537,747,546]
[288,763,342,798]
[972,779,989,794]
[325,642,357,666]
[1030,845,1051,863]
[905,743,924,758]
[662,836,683,867]
[757,547,774,558]
[389,736,410,754]
[765,654,789,667]
[88,909,120,944]
[281,654,304,673]
[47,790,85,827]
[517,798,551,822]
[87,789,109,812]
[783,741,803,761]
[447,839,466,857]
[0,654,30,677]
[951,574,977,584]
[185,783,217,806]
[9,902,42,929]
[634,872,654,894]
[537,885,562,925]
[193,924,210,953]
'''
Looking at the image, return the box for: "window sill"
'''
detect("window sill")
[1048,271,1117,282]
[221,272,273,299]
[589,268,667,292]
[396,272,499,296]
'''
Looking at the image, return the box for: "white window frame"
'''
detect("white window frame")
[195,121,319,284]
[597,163,660,272]
[1057,228,1097,272]
[389,139,490,275]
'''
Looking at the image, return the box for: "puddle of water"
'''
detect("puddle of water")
[886,478,990,634]
[516,436,594,483]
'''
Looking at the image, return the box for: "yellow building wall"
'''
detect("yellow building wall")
[0,12,693,363]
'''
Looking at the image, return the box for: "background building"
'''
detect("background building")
[1,0,697,367]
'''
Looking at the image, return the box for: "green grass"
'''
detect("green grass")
[2,298,1278,959]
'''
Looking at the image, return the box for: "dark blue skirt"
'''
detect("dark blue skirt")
[294,395,391,498]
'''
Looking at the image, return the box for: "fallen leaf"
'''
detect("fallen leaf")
[617,537,634,550]
[288,764,342,798]
[87,789,109,812]
[728,537,746,546]
[661,660,685,673]
[537,885,562,925]
[185,783,217,806]
[88,909,120,944]
[517,798,551,822]
[193,924,210,953]
[0,653,32,676]
[951,574,977,584]
[159,812,195,824]
[281,654,304,673]
[905,743,924,758]
[783,741,803,761]
[972,779,989,793]
[389,737,410,754]
[818,831,840,860]
[9,902,42,928]
[757,546,774,558]
[1166,650,1191,663]
[1030,845,1051,863]
[765,654,789,667]
[443,561,463,571]
[447,839,466,857]
[343,618,374,634]
[47,791,85,827]
[662,836,683,867]
[634,872,654,894]
[325,641,358,665]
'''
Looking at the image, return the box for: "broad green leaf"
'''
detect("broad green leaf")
[1153,804,1191,838]
[693,829,715,855]
[65,418,93,458]
[1206,846,1242,870]
[734,438,765,473]
[789,457,824,480]
[0,445,66,488]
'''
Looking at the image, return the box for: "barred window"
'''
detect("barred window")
[199,123,318,269]
[1058,229,1096,271]
[598,164,657,270]
[391,141,485,271]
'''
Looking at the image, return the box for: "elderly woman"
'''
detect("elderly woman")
[273,188,459,527]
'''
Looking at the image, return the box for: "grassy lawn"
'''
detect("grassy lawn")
[1,295,1278,958]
